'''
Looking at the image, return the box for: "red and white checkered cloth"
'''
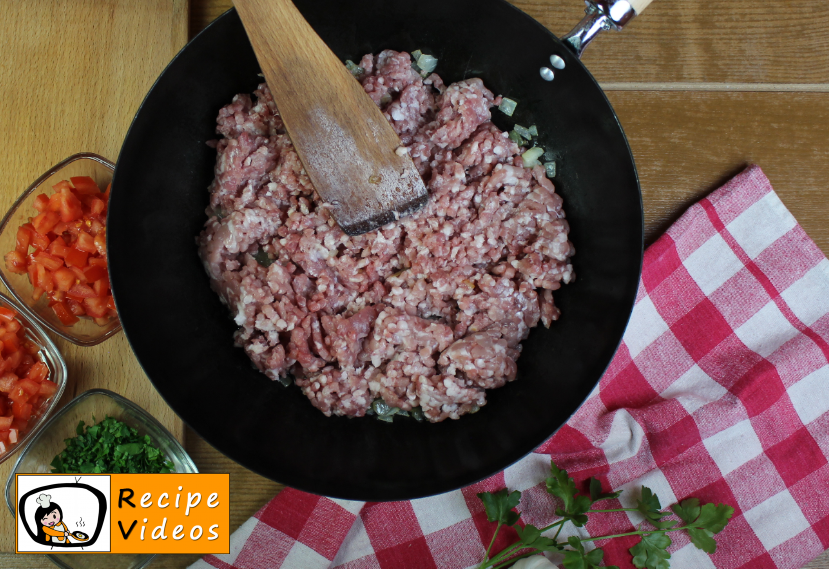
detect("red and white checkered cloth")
[190,165,829,569]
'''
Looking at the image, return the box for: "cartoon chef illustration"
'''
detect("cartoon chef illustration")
[34,494,70,544]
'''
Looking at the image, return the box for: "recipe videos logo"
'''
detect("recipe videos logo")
[16,475,110,552]
[16,474,229,554]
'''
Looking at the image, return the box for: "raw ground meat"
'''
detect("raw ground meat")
[197,50,575,422]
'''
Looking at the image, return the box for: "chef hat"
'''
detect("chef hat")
[35,494,51,509]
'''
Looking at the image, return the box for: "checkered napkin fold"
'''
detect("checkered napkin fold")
[191,165,829,569]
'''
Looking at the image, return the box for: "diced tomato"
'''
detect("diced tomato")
[26,362,48,383]
[70,176,100,194]
[4,350,21,372]
[0,398,7,417]
[15,225,32,256]
[5,319,20,335]
[89,198,106,216]
[29,230,50,252]
[8,384,27,406]
[94,231,106,255]
[0,416,12,430]
[47,236,71,258]
[75,230,96,253]
[22,340,40,356]
[26,261,37,285]
[52,180,73,194]
[88,219,104,236]
[64,247,88,268]
[57,188,84,223]
[38,379,58,398]
[46,193,62,212]
[17,379,39,399]
[83,297,108,318]
[33,251,63,271]
[2,334,19,355]
[53,221,71,236]
[32,210,60,235]
[4,251,27,274]
[11,418,27,432]
[33,194,50,212]
[16,355,34,377]
[35,264,54,293]
[66,298,86,316]
[51,301,79,326]
[52,267,76,292]
[0,374,15,393]
[67,283,97,299]
[0,308,16,323]
[12,401,31,421]
[7,177,116,328]
[69,266,87,283]
[93,278,109,297]
[83,264,107,283]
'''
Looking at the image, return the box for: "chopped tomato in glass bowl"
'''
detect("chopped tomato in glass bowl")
[0,293,67,466]
[0,154,120,346]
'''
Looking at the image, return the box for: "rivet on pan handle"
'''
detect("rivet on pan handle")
[540,0,653,80]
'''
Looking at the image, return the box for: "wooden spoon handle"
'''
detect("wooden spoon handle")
[233,0,428,235]
[628,0,653,15]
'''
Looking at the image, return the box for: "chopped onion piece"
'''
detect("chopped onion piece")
[509,130,524,146]
[543,149,556,161]
[253,248,273,268]
[498,97,518,117]
[514,124,532,140]
[522,147,545,168]
[544,161,557,178]
[372,399,390,415]
[528,125,538,137]
[345,60,363,76]
[416,53,438,73]
[411,49,423,61]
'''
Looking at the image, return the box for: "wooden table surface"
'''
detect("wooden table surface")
[6,0,829,567]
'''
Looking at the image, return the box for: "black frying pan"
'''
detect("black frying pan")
[107,0,643,501]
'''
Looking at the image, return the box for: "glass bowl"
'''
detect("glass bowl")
[5,389,198,569]
[0,292,67,467]
[0,153,120,346]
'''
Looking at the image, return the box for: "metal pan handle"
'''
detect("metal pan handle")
[561,0,653,59]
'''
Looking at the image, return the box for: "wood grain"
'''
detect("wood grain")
[0,0,187,554]
[193,0,829,85]
[233,0,428,234]
[607,91,829,250]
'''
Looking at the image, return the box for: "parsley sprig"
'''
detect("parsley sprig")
[50,416,174,474]
[476,461,733,569]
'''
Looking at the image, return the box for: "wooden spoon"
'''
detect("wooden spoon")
[233,0,428,236]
